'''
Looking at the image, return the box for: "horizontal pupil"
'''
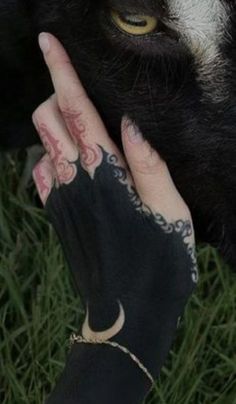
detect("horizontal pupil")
[119,14,147,27]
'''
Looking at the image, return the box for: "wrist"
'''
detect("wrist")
[47,340,152,404]
[113,295,188,377]
[70,334,154,385]
[47,297,188,404]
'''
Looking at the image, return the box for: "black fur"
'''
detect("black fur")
[1,0,236,267]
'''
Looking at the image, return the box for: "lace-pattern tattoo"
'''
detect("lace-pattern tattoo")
[106,150,198,283]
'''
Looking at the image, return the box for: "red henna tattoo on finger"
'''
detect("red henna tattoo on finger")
[39,124,62,162]
[62,109,103,177]
[62,110,87,145]
[33,158,54,205]
[38,123,77,185]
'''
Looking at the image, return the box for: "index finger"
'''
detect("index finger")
[38,33,121,157]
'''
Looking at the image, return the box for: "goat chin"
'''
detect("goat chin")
[0,1,236,270]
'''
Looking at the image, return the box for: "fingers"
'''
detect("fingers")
[38,33,124,164]
[33,154,55,206]
[121,116,191,223]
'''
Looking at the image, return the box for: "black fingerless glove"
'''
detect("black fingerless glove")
[45,147,198,404]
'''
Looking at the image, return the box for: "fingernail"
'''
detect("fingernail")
[122,116,144,144]
[39,33,50,54]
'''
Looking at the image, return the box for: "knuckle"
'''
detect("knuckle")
[32,97,55,122]
[58,88,88,114]
[184,206,193,223]
[175,204,193,226]
[58,93,75,113]
[32,108,40,124]
[32,160,42,180]
[133,148,163,175]
[33,102,47,119]
[178,199,193,219]
[50,57,71,72]
[183,204,191,217]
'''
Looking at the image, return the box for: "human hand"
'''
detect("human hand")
[32,33,198,402]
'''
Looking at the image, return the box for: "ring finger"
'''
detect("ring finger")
[33,94,79,186]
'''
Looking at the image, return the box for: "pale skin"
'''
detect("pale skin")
[32,32,195,253]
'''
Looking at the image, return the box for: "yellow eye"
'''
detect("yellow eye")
[111,10,158,36]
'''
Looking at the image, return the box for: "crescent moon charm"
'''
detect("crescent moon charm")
[82,300,125,342]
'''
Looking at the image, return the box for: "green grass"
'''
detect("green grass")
[0,152,236,404]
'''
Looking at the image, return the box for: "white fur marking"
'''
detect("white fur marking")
[167,0,230,101]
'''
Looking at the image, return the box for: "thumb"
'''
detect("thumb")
[121,116,190,222]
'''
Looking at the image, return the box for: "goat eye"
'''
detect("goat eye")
[111,10,158,36]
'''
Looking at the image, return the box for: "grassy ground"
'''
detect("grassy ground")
[0,152,236,404]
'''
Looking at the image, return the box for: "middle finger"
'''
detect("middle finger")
[38,33,125,164]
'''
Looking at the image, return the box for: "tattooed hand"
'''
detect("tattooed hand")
[33,33,198,404]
